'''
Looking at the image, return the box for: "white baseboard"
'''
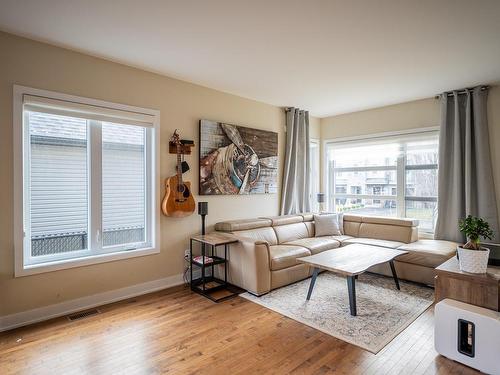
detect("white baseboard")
[0,273,184,332]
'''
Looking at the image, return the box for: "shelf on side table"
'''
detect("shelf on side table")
[191,255,227,267]
[191,276,242,302]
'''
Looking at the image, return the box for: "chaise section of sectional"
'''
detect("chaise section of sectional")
[396,240,458,268]
[342,215,457,285]
[366,239,456,285]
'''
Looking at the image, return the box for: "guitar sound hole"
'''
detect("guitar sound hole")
[177,185,185,193]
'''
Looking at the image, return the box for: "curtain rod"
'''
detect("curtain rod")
[284,107,308,112]
[434,85,490,99]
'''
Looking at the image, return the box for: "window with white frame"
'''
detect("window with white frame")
[14,86,159,275]
[325,130,438,233]
[309,139,320,212]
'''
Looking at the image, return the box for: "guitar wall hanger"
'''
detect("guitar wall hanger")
[169,138,194,155]
[162,130,195,217]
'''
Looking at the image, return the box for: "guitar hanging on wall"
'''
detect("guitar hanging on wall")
[161,130,195,217]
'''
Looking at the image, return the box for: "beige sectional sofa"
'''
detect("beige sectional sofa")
[214,213,457,295]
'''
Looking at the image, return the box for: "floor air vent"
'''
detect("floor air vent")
[67,309,100,321]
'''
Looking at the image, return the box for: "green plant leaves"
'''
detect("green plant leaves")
[458,215,494,250]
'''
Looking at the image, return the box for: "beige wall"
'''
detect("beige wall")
[309,116,320,139]
[0,32,318,316]
[320,89,500,255]
[320,97,440,139]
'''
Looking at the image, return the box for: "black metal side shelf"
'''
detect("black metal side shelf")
[191,255,227,267]
[189,234,242,302]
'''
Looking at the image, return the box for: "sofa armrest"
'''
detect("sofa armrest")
[226,235,271,296]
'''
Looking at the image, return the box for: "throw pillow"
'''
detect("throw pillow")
[314,214,342,237]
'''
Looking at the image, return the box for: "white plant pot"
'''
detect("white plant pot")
[457,246,490,274]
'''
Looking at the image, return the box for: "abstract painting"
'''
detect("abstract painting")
[199,119,278,195]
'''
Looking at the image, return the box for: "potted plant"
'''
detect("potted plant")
[457,215,494,273]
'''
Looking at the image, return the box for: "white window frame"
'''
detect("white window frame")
[309,138,320,211]
[13,85,161,277]
[323,127,439,234]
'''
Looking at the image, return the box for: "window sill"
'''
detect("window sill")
[15,246,160,277]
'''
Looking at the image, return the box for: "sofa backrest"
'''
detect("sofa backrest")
[343,214,418,243]
[262,215,315,244]
[342,214,362,236]
[214,218,271,232]
[214,213,418,244]
[273,222,309,243]
[215,214,310,244]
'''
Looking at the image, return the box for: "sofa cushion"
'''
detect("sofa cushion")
[260,215,303,226]
[234,227,278,246]
[285,237,341,254]
[326,235,354,244]
[396,240,457,268]
[338,213,344,234]
[362,216,419,227]
[343,215,361,237]
[215,218,271,232]
[304,221,315,237]
[343,214,363,222]
[314,214,342,237]
[269,245,311,270]
[300,213,315,222]
[358,223,415,243]
[273,222,310,244]
[342,237,405,249]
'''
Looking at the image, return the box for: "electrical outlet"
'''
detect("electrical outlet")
[184,249,190,260]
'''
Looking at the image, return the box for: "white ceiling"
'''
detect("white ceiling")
[1,0,500,117]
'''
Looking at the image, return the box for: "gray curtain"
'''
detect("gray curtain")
[280,108,311,215]
[435,86,499,242]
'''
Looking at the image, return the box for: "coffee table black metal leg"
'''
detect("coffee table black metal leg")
[306,268,320,300]
[389,260,400,290]
[347,276,357,316]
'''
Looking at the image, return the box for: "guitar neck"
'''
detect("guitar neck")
[177,144,183,185]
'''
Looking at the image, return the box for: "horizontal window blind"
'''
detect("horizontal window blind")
[102,122,146,247]
[23,94,155,127]
[30,138,88,237]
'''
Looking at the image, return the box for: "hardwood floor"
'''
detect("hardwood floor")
[0,286,479,375]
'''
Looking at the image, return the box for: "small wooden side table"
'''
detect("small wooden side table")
[189,232,240,302]
[435,257,500,311]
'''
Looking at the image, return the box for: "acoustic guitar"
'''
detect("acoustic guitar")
[161,130,195,217]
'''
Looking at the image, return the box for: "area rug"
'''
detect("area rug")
[240,272,434,353]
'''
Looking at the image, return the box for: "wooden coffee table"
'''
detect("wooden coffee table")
[297,244,408,316]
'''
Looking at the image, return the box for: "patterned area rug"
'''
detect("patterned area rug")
[241,272,434,353]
